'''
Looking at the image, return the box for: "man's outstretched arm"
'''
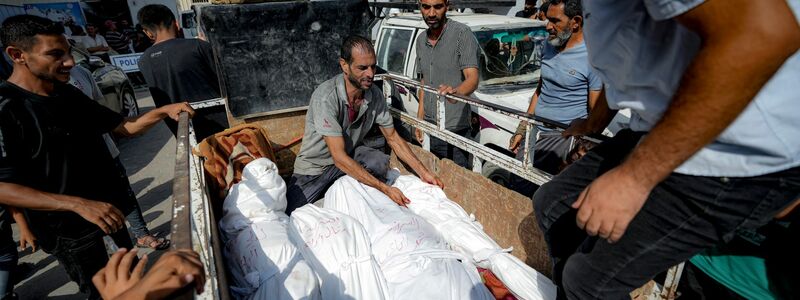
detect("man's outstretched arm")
[113,102,195,137]
[381,126,444,188]
[573,0,800,242]
[324,135,410,206]
[0,182,125,234]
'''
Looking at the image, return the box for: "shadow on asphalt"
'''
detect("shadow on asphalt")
[116,106,173,176]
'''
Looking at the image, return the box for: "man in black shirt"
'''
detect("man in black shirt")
[0,15,195,299]
[137,4,228,140]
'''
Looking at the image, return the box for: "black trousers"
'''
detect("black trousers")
[533,129,800,299]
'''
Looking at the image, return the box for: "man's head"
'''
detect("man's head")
[86,23,97,36]
[536,2,549,21]
[0,15,74,83]
[339,35,376,91]
[120,19,130,28]
[104,20,117,32]
[419,0,448,29]
[523,0,537,15]
[545,0,582,47]
[137,4,177,40]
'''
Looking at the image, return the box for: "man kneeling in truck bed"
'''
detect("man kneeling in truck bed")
[286,35,443,214]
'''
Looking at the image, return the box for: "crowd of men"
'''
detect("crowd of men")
[0,0,798,299]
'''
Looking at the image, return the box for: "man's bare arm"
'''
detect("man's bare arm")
[618,0,800,187]
[0,182,125,234]
[439,67,479,103]
[113,102,194,137]
[587,89,602,113]
[563,88,615,137]
[381,126,444,188]
[324,136,409,205]
[572,0,800,243]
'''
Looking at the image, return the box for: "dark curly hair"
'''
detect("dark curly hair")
[1,15,64,51]
[548,0,582,19]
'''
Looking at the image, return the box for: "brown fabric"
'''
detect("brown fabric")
[193,124,276,199]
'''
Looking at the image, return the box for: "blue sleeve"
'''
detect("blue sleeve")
[587,66,603,91]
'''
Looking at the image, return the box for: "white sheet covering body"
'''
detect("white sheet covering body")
[324,176,494,300]
[220,158,321,299]
[288,205,390,299]
[393,175,558,300]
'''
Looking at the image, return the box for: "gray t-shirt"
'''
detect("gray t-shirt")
[415,19,480,131]
[293,73,394,176]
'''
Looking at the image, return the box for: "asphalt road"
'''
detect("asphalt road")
[12,89,176,299]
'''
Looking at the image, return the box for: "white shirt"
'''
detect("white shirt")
[77,34,109,54]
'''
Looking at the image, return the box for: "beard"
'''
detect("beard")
[547,28,572,47]
[426,15,444,29]
[347,72,372,90]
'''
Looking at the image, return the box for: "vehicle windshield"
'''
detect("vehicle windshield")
[474,26,547,87]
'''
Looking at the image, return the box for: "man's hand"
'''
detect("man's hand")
[415,128,425,144]
[126,249,206,299]
[92,248,147,300]
[571,167,653,243]
[562,118,592,137]
[162,102,195,121]
[18,227,36,252]
[72,199,125,234]
[382,186,411,207]
[509,134,523,153]
[438,84,458,104]
[420,171,444,189]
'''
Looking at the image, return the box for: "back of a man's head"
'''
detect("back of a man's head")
[1,15,63,51]
[138,4,176,33]
[548,0,582,19]
[340,35,374,64]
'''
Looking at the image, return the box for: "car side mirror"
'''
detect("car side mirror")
[181,11,196,29]
[88,56,105,67]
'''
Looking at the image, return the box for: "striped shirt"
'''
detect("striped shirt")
[105,31,130,54]
[415,19,480,131]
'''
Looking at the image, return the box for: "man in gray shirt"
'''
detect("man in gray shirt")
[286,36,443,214]
[414,0,480,168]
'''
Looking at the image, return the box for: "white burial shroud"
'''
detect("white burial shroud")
[220,158,321,299]
[393,175,558,300]
[324,176,494,300]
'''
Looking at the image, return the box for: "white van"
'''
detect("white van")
[374,12,630,184]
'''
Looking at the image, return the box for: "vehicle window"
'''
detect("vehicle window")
[376,28,413,74]
[474,27,547,87]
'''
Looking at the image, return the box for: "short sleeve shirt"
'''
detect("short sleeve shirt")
[535,42,602,131]
[293,74,394,175]
[0,81,130,248]
[415,19,480,131]
[584,0,800,177]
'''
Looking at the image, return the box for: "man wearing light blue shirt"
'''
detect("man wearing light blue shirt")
[509,0,602,194]
[532,0,800,298]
